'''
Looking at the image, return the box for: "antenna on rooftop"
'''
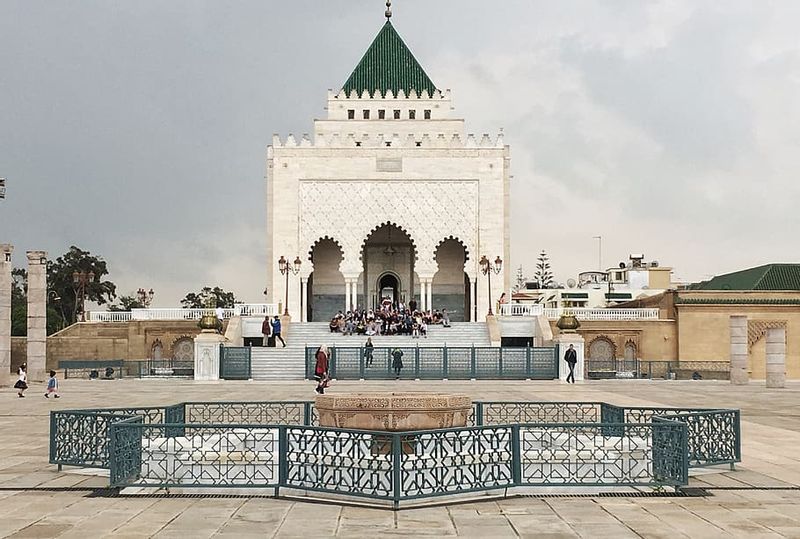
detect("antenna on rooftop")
[385,0,392,20]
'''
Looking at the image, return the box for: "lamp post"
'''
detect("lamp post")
[48,290,64,331]
[136,287,155,308]
[72,270,95,322]
[479,255,503,316]
[278,255,302,316]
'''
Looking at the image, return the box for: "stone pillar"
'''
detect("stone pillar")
[555,333,585,382]
[300,278,308,323]
[351,279,358,311]
[0,244,12,387]
[419,280,426,311]
[345,281,352,312]
[470,278,477,322]
[766,327,786,389]
[729,315,749,385]
[426,279,433,313]
[26,251,47,382]
[194,330,224,381]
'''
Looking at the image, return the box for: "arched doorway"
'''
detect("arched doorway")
[308,237,345,321]
[433,238,469,321]
[378,272,400,305]
[362,224,416,309]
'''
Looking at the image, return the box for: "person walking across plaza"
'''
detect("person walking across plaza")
[271,315,286,347]
[564,344,577,384]
[364,337,374,368]
[14,364,28,398]
[391,348,404,379]
[45,370,60,398]
[314,345,329,394]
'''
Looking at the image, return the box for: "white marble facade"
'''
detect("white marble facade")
[265,32,510,323]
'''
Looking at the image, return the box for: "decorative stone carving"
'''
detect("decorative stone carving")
[315,392,472,431]
[747,319,787,351]
[299,180,478,275]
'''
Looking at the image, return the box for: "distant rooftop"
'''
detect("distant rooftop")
[689,264,800,291]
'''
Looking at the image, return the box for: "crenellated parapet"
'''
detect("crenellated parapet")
[269,132,506,149]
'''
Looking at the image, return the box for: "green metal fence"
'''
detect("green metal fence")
[51,400,739,499]
[305,346,559,380]
[106,420,689,505]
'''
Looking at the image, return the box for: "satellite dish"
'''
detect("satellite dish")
[619,262,626,269]
[567,278,576,288]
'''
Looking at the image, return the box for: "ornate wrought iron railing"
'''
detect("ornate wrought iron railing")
[51,400,739,506]
[305,346,558,380]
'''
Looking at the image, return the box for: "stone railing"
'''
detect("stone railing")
[87,304,279,322]
[543,308,660,321]
[498,303,544,317]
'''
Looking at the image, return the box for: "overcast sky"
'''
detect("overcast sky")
[1,1,798,305]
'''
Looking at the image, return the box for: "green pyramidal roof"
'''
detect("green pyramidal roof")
[689,264,800,290]
[342,21,437,96]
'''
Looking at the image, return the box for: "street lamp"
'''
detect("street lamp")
[278,255,301,316]
[72,270,95,322]
[479,255,503,316]
[136,287,155,308]
[48,290,64,331]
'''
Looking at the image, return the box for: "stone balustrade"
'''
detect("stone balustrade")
[87,304,279,322]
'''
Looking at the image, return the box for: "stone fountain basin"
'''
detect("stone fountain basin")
[315,392,472,432]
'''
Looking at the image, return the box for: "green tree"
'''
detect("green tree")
[535,250,554,289]
[181,287,237,309]
[48,246,116,324]
[109,295,145,311]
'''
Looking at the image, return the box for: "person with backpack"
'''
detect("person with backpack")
[45,370,60,398]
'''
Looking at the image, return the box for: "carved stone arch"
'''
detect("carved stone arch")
[623,339,637,361]
[359,221,418,261]
[433,235,470,264]
[588,336,616,361]
[307,236,344,265]
[150,338,164,360]
[171,335,194,361]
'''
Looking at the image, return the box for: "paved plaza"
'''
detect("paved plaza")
[1,378,799,538]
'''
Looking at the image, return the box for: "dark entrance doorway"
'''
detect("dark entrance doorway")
[378,273,400,305]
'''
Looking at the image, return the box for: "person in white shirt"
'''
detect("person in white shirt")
[215,306,224,333]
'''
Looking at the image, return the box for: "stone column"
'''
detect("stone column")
[426,279,433,313]
[419,280,426,311]
[0,244,12,386]
[766,327,786,389]
[345,281,352,312]
[26,251,47,382]
[351,279,358,311]
[555,333,585,382]
[470,278,477,322]
[729,315,749,385]
[300,278,308,323]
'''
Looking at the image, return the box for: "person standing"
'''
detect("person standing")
[271,315,286,347]
[45,370,60,398]
[14,364,27,398]
[215,305,225,334]
[314,345,329,394]
[364,337,374,368]
[261,315,272,347]
[391,348,404,379]
[564,344,577,384]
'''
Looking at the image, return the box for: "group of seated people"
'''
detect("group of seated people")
[329,299,451,337]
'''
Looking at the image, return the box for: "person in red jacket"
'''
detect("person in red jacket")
[314,345,329,394]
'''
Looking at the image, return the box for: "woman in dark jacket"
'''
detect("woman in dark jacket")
[314,345,329,394]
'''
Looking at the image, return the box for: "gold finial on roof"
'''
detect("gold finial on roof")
[385,0,392,20]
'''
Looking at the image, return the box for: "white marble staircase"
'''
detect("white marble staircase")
[249,321,490,380]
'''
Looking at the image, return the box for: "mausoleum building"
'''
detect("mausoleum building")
[265,18,510,322]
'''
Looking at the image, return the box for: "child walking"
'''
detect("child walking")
[45,370,60,398]
[14,364,27,398]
